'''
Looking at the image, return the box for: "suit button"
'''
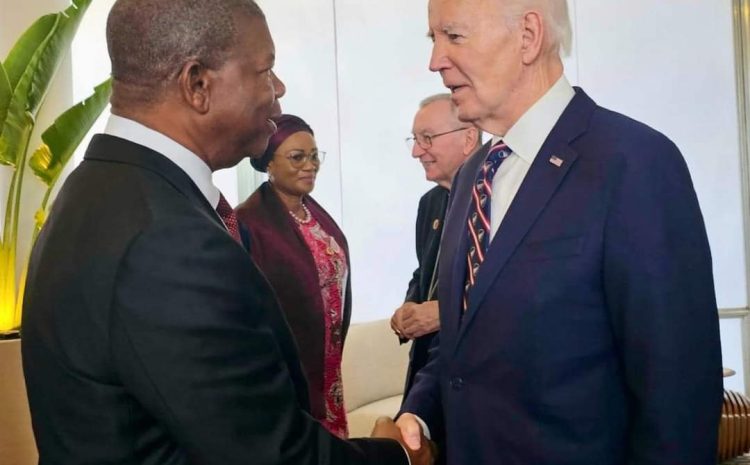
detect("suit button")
[449,377,464,390]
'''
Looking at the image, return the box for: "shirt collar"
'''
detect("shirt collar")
[103,114,220,208]
[490,74,575,164]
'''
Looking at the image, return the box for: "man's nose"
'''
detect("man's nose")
[272,71,286,99]
[429,41,449,73]
[412,141,426,158]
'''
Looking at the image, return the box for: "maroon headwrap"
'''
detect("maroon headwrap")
[251,114,314,172]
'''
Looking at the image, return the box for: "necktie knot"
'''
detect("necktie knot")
[486,140,512,167]
[216,193,242,244]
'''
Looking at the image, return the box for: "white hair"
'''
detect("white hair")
[504,0,572,56]
[419,93,453,109]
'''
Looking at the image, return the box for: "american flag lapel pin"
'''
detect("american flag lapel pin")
[549,155,563,167]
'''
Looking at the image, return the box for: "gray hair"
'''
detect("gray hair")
[419,93,453,109]
[418,93,483,148]
[504,0,572,56]
[107,0,264,103]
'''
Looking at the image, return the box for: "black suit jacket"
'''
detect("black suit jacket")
[402,185,448,396]
[22,134,407,465]
[402,88,722,465]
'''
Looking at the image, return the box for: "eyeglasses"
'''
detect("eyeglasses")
[285,150,326,168]
[405,127,470,150]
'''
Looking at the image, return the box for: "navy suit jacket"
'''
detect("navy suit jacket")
[401,88,723,465]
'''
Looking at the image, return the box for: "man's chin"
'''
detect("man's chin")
[456,106,479,123]
[247,140,271,159]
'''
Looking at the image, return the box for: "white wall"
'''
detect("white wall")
[67,0,749,389]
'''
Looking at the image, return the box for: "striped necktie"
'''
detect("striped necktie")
[216,193,242,244]
[464,140,512,311]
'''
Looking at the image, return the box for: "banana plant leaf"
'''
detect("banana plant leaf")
[0,65,10,165]
[0,16,59,168]
[2,14,57,94]
[0,64,11,137]
[0,0,92,167]
[30,78,112,187]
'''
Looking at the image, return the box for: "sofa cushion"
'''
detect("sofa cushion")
[347,395,404,438]
[342,319,411,413]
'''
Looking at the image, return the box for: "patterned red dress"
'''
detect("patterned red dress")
[294,209,349,438]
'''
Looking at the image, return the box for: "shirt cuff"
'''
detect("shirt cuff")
[414,414,432,440]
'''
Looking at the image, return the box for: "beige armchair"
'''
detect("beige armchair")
[342,319,411,437]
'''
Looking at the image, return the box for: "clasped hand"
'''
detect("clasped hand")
[390,301,440,340]
[371,415,436,465]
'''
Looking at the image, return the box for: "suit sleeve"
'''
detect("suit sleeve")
[109,217,407,465]
[399,333,444,438]
[603,135,723,465]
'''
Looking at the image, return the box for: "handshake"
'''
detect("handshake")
[370,413,437,465]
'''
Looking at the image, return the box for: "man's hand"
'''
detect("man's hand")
[390,304,410,340]
[371,416,435,465]
[394,413,426,450]
[394,301,439,339]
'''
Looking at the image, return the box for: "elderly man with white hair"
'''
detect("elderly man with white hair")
[395,0,723,464]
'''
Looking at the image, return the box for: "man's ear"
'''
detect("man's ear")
[463,127,479,156]
[520,10,545,65]
[177,60,211,114]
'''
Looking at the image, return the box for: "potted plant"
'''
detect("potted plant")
[0,0,112,337]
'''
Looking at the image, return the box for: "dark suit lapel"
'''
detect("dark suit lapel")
[457,88,596,342]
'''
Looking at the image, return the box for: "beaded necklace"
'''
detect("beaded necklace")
[289,202,312,224]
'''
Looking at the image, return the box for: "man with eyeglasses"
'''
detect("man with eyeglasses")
[391,94,480,403]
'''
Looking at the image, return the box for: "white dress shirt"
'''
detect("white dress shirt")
[489,75,575,240]
[103,114,220,209]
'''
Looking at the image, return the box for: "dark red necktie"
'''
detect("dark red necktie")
[463,140,512,311]
[216,193,242,244]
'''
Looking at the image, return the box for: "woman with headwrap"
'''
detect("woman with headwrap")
[235,114,350,438]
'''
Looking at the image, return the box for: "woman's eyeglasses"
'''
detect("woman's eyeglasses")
[285,150,326,168]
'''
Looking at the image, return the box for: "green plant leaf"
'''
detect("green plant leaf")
[0,65,11,165]
[18,0,93,118]
[0,0,93,168]
[2,14,58,93]
[0,64,11,133]
[0,13,57,167]
[0,110,33,168]
[30,78,111,187]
